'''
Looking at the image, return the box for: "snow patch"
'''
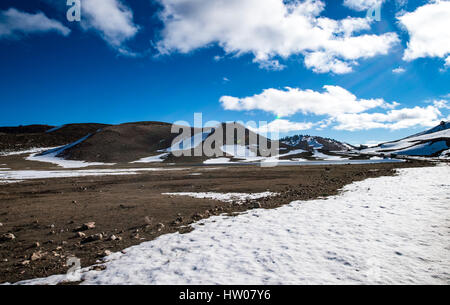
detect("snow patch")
[439,149,450,159]
[203,157,235,164]
[45,125,64,133]
[162,191,278,204]
[0,168,187,183]
[221,145,257,158]
[312,150,348,161]
[166,131,212,152]
[277,149,306,158]
[0,147,57,156]
[131,153,169,163]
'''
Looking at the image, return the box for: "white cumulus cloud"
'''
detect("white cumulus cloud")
[220,85,446,131]
[220,85,396,117]
[399,1,450,64]
[156,0,399,73]
[343,0,385,11]
[82,0,139,49]
[433,99,450,109]
[0,8,70,39]
[392,67,406,74]
[334,106,442,131]
[249,119,314,133]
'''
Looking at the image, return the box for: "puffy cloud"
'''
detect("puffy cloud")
[82,0,139,49]
[304,52,353,74]
[221,85,446,131]
[156,0,399,73]
[343,0,385,11]
[334,106,442,131]
[433,99,450,109]
[0,8,70,39]
[220,85,396,117]
[392,67,406,74]
[249,119,314,133]
[399,1,450,62]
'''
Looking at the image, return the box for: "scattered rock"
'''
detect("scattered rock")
[108,235,116,241]
[74,222,95,232]
[30,251,46,261]
[133,233,140,239]
[171,216,183,226]
[192,213,203,221]
[0,233,15,242]
[0,222,3,227]
[156,223,165,232]
[32,242,40,248]
[144,216,152,224]
[103,250,112,256]
[82,233,103,243]
[21,260,30,266]
[252,202,262,209]
[92,265,107,271]
[76,232,86,238]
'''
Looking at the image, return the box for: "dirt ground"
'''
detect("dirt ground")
[0,159,431,284]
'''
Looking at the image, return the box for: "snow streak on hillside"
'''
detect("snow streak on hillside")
[26,134,113,168]
[360,122,450,157]
[19,165,450,285]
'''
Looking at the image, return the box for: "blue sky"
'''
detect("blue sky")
[0,0,449,145]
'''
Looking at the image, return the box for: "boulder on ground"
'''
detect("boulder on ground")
[0,233,15,242]
[74,222,96,232]
[30,251,46,261]
[82,233,103,243]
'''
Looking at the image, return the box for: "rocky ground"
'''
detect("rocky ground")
[0,160,431,284]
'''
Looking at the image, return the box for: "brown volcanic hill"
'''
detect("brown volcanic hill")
[2,121,319,164]
[0,125,53,134]
[55,122,284,163]
[58,121,182,163]
[205,122,285,155]
[0,123,110,151]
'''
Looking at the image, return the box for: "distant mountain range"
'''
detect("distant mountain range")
[280,135,353,152]
[1,121,449,164]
